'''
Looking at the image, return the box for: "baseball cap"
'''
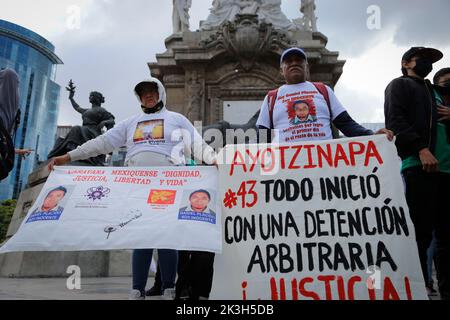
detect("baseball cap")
[402,47,443,63]
[280,48,307,64]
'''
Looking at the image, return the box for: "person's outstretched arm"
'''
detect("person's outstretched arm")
[180,115,217,166]
[48,119,129,170]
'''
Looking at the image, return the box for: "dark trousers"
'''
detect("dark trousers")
[153,264,162,289]
[176,251,215,299]
[403,168,450,299]
[132,249,178,293]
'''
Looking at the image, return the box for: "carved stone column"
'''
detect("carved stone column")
[185,69,205,122]
[208,86,222,124]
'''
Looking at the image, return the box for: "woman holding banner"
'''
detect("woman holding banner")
[48,77,217,300]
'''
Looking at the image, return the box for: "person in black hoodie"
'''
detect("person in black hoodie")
[0,68,32,180]
[385,47,450,300]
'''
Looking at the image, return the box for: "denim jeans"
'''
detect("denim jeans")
[132,249,178,293]
[127,153,179,294]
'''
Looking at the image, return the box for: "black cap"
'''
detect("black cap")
[402,47,443,63]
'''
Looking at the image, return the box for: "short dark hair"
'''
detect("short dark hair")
[401,54,415,76]
[401,67,408,76]
[433,68,450,84]
[46,186,67,198]
[293,100,310,110]
[189,189,211,201]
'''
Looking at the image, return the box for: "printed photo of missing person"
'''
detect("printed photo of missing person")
[26,185,74,223]
[289,99,317,125]
[178,189,217,225]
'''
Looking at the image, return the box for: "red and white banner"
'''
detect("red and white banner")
[211,135,427,300]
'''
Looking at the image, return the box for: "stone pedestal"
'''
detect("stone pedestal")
[149,15,345,125]
[0,165,133,278]
[1,13,345,280]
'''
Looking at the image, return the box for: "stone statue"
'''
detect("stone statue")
[173,0,192,33]
[300,0,317,32]
[258,0,295,30]
[200,0,242,30]
[48,80,115,166]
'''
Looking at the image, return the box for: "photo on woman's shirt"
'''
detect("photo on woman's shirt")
[133,119,165,143]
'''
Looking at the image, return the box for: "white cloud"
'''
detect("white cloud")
[335,27,450,123]
[0,0,94,38]
[2,0,449,127]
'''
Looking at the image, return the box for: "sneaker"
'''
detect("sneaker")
[179,288,190,300]
[162,288,176,300]
[146,285,162,297]
[129,289,145,300]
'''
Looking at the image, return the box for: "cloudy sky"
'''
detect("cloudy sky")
[1,0,449,126]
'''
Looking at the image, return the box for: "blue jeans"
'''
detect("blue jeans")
[132,249,178,293]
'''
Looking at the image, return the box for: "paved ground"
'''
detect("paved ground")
[0,277,154,300]
[0,277,441,300]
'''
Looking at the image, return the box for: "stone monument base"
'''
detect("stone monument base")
[0,250,131,278]
[0,164,133,278]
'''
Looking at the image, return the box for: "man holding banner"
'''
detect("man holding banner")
[47,77,217,300]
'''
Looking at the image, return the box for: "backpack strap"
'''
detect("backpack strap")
[312,82,332,118]
[12,109,21,141]
[267,89,279,130]
[313,82,340,139]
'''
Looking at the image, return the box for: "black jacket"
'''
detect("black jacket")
[385,76,438,160]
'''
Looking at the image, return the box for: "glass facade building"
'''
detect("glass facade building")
[0,20,63,200]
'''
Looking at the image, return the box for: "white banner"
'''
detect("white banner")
[0,166,221,254]
[211,135,428,300]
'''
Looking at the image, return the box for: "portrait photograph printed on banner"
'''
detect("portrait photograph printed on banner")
[178,189,217,225]
[26,185,75,224]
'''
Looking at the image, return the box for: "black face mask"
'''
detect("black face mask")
[442,79,450,88]
[435,81,450,96]
[413,58,433,78]
[141,101,164,114]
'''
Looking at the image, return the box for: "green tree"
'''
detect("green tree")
[0,199,17,243]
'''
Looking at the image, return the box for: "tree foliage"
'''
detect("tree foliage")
[0,199,17,243]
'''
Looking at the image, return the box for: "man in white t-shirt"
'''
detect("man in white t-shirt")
[256,47,393,143]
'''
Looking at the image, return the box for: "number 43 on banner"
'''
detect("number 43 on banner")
[224,181,258,209]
